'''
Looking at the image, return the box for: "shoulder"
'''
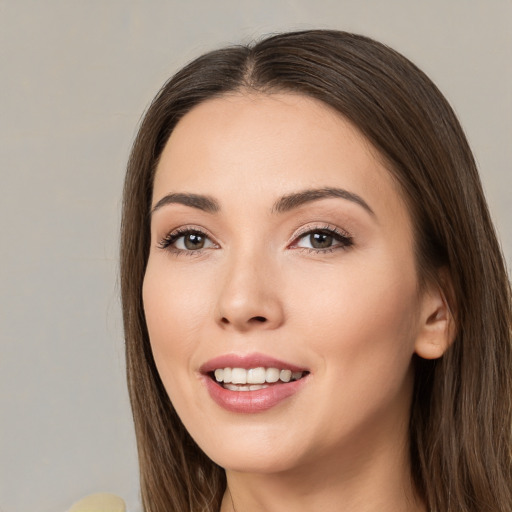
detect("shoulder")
[67,493,126,512]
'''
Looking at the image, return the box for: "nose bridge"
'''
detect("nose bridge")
[216,241,283,331]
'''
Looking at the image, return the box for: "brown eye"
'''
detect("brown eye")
[294,228,353,252]
[309,232,333,249]
[184,233,206,250]
[159,229,216,252]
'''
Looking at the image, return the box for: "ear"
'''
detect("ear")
[414,272,456,360]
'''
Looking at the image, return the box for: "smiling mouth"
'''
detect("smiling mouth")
[210,367,308,391]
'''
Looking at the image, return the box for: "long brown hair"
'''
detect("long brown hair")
[120,30,512,512]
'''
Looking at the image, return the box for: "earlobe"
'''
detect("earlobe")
[414,277,456,360]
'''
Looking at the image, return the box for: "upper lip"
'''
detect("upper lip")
[199,352,308,374]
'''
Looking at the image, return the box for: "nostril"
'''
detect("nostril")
[219,315,269,326]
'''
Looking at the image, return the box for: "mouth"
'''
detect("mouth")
[200,353,310,413]
[209,367,308,391]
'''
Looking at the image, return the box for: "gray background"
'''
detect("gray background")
[1,1,510,512]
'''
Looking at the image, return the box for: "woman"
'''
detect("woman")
[120,30,512,512]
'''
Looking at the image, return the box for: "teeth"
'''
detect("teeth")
[247,367,266,384]
[231,368,247,384]
[213,367,305,385]
[266,368,280,383]
[225,383,269,392]
[280,369,292,382]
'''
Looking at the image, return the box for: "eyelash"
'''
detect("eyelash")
[291,225,354,254]
[157,224,353,256]
[157,226,216,256]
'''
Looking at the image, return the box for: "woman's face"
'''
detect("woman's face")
[143,93,434,474]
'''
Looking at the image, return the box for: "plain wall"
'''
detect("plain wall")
[1,2,510,512]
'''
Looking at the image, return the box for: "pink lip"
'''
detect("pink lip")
[199,352,307,374]
[199,352,310,414]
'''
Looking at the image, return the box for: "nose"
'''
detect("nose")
[215,251,285,332]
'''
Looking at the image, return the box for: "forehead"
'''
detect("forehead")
[153,92,408,225]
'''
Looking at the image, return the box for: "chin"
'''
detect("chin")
[192,426,305,475]
[211,448,299,475]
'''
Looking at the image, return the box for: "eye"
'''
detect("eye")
[293,227,353,252]
[158,228,217,253]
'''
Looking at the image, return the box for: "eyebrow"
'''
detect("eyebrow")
[151,193,220,215]
[150,187,374,217]
[272,187,375,216]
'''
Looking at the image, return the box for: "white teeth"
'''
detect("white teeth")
[231,368,247,384]
[247,367,266,384]
[265,368,280,383]
[249,384,267,391]
[224,383,269,392]
[213,367,305,385]
[223,367,232,384]
[280,369,292,383]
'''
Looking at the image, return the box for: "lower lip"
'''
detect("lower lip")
[202,375,308,413]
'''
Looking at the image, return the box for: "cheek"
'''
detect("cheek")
[142,262,209,381]
[281,259,420,446]
[142,261,227,441]
[287,252,420,378]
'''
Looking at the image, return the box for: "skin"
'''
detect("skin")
[143,93,452,512]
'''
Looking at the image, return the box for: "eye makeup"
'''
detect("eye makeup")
[157,225,218,256]
[289,223,354,254]
[156,221,354,258]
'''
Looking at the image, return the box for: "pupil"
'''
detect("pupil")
[185,233,204,250]
[310,232,332,249]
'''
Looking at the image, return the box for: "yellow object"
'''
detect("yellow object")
[68,493,126,512]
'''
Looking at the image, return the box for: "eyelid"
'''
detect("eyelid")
[291,223,352,240]
[157,225,219,252]
[155,222,352,254]
[288,223,354,252]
